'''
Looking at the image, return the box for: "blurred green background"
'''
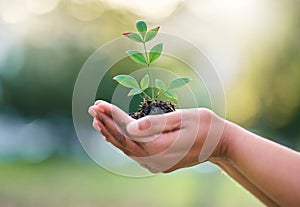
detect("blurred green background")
[0,0,300,206]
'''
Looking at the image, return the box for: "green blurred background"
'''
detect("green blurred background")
[0,0,299,206]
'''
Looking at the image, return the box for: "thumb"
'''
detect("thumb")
[126,111,182,138]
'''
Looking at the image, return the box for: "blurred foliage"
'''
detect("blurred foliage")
[226,3,300,149]
[0,0,139,118]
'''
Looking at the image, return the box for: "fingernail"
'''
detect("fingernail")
[94,100,105,113]
[127,118,151,133]
[88,106,97,117]
[93,120,102,133]
[139,118,151,131]
[96,104,105,113]
[95,100,102,105]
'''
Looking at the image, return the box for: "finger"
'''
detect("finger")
[93,118,109,137]
[94,100,134,128]
[88,105,98,117]
[96,112,148,157]
[93,118,134,156]
[126,110,183,137]
[93,118,123,147]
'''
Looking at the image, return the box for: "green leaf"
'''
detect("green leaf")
[145,26,160,42]
[136,20,147,38]
[168,77,191,90]
[122,32,143,42]
[128,88,142,96]
[155,79,166,91]
[113,75,140,89]
[165,90,178,100]
[140,74,150,91]
[126,50,147,65]
[149,43,163,64]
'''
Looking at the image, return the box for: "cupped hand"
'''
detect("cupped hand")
[88,100,226,173]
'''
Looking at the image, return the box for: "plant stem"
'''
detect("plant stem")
[142,91,151,99]
[143,42,149,65]
[156,90,166,100]
[143,41,154,99]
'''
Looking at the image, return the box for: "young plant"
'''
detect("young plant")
[113,20,191,118]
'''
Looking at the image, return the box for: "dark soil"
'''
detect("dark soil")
[129,98,176,119]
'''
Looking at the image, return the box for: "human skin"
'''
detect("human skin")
[88,100,300,206]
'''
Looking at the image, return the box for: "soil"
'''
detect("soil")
[129,98,176,119]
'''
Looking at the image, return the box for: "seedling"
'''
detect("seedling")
[113,20,191,119]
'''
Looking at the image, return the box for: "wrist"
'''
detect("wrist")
[208,119,238,163]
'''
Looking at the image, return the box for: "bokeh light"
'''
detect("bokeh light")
[26,0,60,15]
[100,0,184,20]
[0,0,30,24]
[68,0,104,21]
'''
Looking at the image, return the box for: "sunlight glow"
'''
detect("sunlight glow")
[187,0,261,33]
[26,0,60,15]
[1,0,29,24]
[69,0,104,21]
[99,0,184,20]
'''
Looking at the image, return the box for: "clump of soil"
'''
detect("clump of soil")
[129,98,176,119]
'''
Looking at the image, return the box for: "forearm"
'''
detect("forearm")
[210,159,278,206]
[223,121,300,206]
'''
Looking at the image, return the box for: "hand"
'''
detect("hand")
[89,101,227,173]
